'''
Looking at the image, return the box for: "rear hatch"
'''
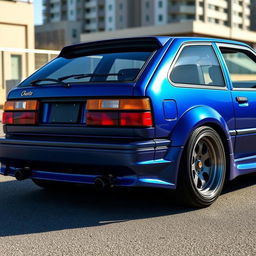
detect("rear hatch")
[4,38,167,140]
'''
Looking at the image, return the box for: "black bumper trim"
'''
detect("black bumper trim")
[0,138,170,151]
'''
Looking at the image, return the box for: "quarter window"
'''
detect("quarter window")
[170,45,225,87]
[220,47,256,89]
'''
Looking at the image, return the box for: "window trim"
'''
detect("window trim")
[168,42,228,90]
[216,43,256,91]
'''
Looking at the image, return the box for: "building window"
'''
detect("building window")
[11,55,22,81]
[186,14,195,20]
[158,1,163,8]
[108,4,112,11]
[120,15,123,22]
[108,16,112,23]
[158,14,163,22]
[119,3,123,9]
[146,1,150,8]
[208,17,213,23]
[208,4,214,10]
[146,15,150,22]
[72,29,77,38]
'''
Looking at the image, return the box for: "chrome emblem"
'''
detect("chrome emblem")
[21,91,33,97]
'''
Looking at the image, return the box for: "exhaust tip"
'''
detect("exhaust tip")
[15,167,31,181]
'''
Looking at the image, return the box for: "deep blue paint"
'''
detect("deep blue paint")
[1,36,256,188]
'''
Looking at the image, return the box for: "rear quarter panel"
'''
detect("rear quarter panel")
[145,38,235,145]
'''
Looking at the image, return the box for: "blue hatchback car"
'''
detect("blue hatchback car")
[1,37,256,207]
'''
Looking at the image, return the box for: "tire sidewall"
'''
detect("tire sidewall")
[182,126,226,207]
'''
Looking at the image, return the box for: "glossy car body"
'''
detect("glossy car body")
[0,37,256,194]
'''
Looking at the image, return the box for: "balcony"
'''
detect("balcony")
[85,0,97,9]
[84,22,98,31]
[169,4,195,14]
[84,12,97,19]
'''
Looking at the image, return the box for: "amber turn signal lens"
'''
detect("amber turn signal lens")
[86,98,151,111]
[120,99,151,110]
[4,100,39,111]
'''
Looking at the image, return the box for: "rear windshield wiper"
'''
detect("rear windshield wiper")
[30,78,70,88]
[29,73,124,88]
[58,73,121,81]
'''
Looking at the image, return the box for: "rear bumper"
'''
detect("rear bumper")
[0,137,181,189]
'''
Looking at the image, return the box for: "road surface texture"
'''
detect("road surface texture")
[0,126,255,256]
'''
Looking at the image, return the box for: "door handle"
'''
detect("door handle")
[236,96,248,104]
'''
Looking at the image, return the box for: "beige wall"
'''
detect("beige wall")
[0,1,34,49]
[0,0,35,105]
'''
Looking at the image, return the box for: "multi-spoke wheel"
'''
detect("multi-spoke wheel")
[178,126,226,208]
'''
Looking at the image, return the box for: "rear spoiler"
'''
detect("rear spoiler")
[59,37,169,58]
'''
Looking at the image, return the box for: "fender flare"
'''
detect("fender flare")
[166,106,235,184]
[170,106,232,147]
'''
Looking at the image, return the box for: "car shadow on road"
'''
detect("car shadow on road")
[0,173,255,237]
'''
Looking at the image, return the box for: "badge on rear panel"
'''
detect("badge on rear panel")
[21,91,33,97]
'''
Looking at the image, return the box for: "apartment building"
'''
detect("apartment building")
[141,0,251,30]
[36,0,141,49]
[251,0,256,31]
[37,0,253,49]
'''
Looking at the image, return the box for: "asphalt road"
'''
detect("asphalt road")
[0,127,255,256]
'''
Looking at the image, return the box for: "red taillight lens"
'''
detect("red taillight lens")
[3,100,39,125]
[86,112,118,126]
[86,112,153,127]
[14,112,37,125]
[86,98,153,128]
[2,112,37,125]
[120,112,152,127]
[2,112,14,125]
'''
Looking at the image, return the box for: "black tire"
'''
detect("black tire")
[32,179,72,190]
[177,126,226,208]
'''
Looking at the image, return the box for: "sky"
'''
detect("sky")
[34,0,43,25]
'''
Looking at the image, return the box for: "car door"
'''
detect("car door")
[218,44,256,158]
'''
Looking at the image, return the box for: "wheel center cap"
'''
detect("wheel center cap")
[196,160,203,170]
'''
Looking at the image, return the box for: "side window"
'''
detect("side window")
[220,47,256,89]
[170,45,225,87]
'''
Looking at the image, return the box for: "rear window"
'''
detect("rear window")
[19,51,152,86]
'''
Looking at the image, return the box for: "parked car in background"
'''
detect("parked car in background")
[0,37,256,207]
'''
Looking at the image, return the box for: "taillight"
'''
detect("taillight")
[2,100,39,125]
[2,112,14,125]
[86,98,153,127]
[4,100,38,111]
[86,112,118,126]
[120,112,152,127]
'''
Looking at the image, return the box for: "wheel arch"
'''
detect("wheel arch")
[169,106,234,184]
